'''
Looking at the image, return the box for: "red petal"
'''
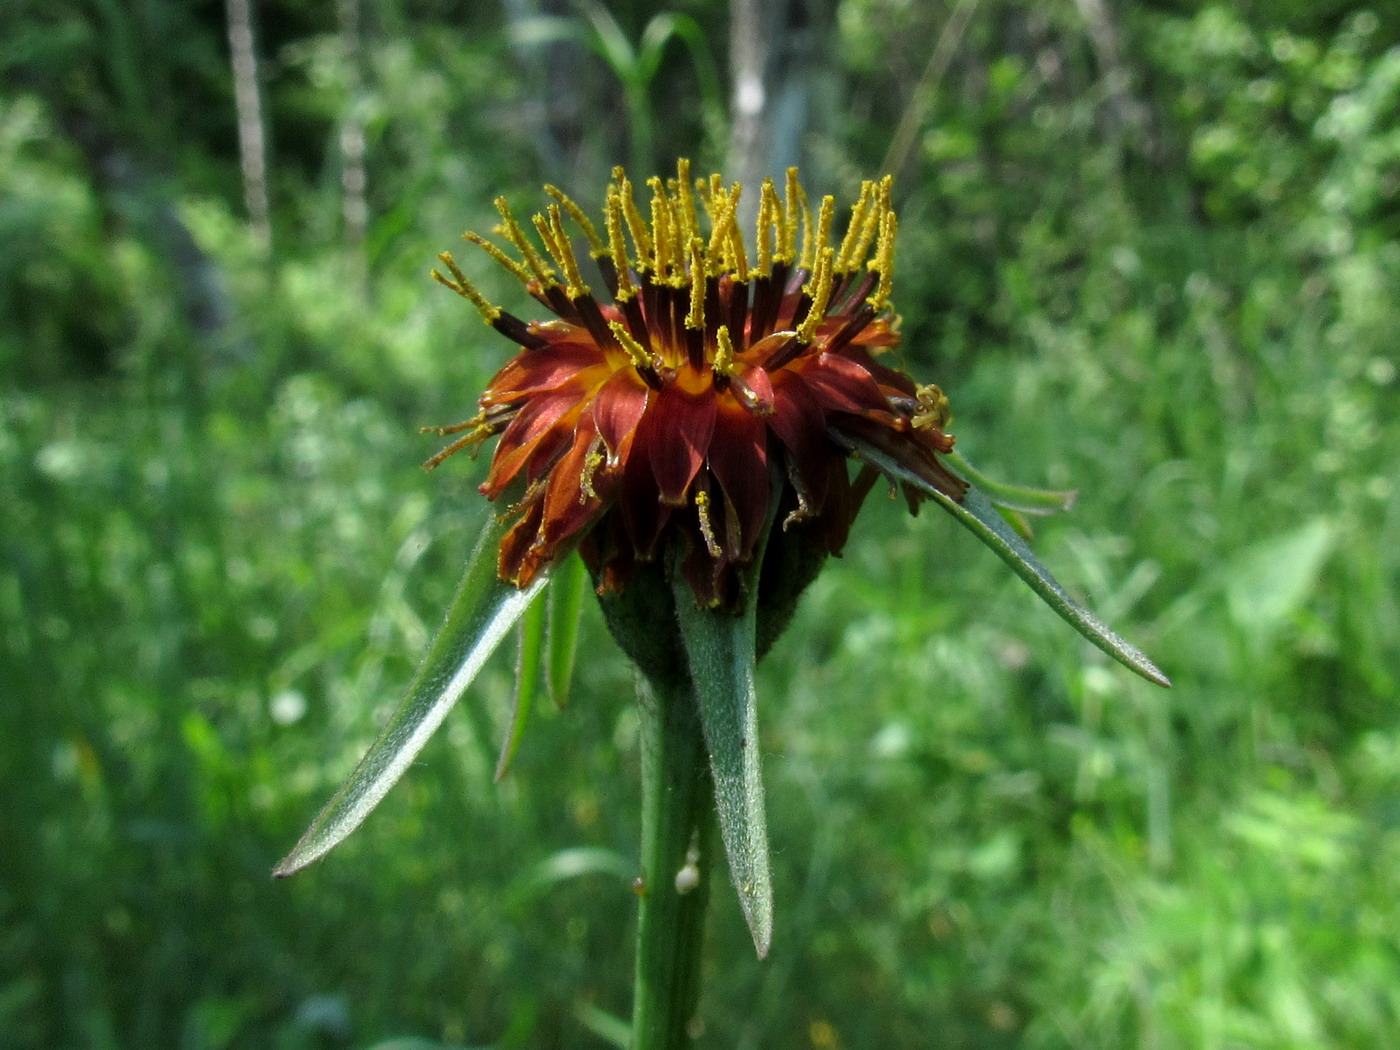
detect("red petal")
[483,393,581,498]
[482,342,608,402]
[797,352,892,417]
[647,384,717,505]
[592,371,650,460]
[767,372,835,514]
[707,402,769,561]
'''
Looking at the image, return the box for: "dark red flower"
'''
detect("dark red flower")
[429,161,966,608]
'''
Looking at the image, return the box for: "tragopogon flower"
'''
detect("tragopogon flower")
[428,160,965,610]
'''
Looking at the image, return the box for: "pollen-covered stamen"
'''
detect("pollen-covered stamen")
[712,324,738,377]
[801,194,835,272]
[795,247,835,345]
[695,489,723,558]
[421,408,500,471]
[608,319,659,372]
[493,196,558,288]
[755,179,781,277]
[675,158,701,248]
[647,176,682,284]
[613,168,654,274]
[866,210,898,311]
[912,383,952,431]
[705,185,740,276]
[544,185,607,258]
[432,252,501,323]
[605,190,638,303]
[835,181,875,274]
[685,238,707,332]
[538,204,590,299]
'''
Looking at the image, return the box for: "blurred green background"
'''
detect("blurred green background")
[3,0,1399,1047]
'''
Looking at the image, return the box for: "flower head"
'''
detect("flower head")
[429,160,965,609]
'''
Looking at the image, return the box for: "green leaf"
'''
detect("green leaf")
[494,589,547,781]
[546,551,589,707]
[274,514,546,877]
[946,449,1078,515]
[672,573,773,958]
[843,434,1171,688]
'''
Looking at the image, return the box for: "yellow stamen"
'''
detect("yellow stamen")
[605,189,638,302]
[544,204,590,298]
[695,490,722,558]
[685,238,706,331]
[493,196,557,287]
[705,185,739,275]
[796,246,834,344]
[755,178,780,277]
[431,251,501,323]
[780,167,802,264]
[805,195,835,271]
[544,185,606,257]
[912,383,952,431]
[608,319,655,370]
[675,158,700,249]
[648,176,680,284]
[866,210,897,311]
[614,167,653,273]
[712,324,738,376]
[835,180,875,273]
[462,231,532,288]
[844,175,890,273]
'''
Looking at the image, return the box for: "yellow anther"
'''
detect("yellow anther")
[705,186,739,274]
[544,204,590,298]
[835,180,875,273]
[604,190,637,302]
[685,238,707,331]
[647,176,680,283]
[845,175,890,273]
[675,158,700,248]
[431,251,501,323]
[493,196,557,287]
[462,231,532,287]
[912,383,952,431]
[695,490,722,558]
[613,168,653,273]
[755,179,781,277]
[805,195,835,271]
[544,185,606,257]
[866,210,897,311]
[780,167,802,264]
[608,319,655,370]
[712,324,738,375]
[796,246,835,344]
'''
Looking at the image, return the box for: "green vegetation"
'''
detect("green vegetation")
[3,1,1398,1047]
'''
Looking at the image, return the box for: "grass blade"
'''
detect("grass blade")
[274,515,546,876]
[842,434,1171,688]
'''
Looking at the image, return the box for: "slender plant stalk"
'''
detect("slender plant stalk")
[632,672,714,1050]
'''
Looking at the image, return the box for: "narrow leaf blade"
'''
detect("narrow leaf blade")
[495,590,547,781]
[844,434,1171,688]
[545,551,589,707]
[274,515,546,876]
[673,576,773,957]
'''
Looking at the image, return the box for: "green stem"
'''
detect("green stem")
[632,672,713,1049]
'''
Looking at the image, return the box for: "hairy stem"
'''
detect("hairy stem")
[632,672,714,1049]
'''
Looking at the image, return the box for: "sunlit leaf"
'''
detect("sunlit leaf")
[672,573,773,958]
[843,434,1171,688]
[494,589,546,781]
[274,514,546,877]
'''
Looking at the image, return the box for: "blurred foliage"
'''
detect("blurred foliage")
[2,0,1399,1047]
